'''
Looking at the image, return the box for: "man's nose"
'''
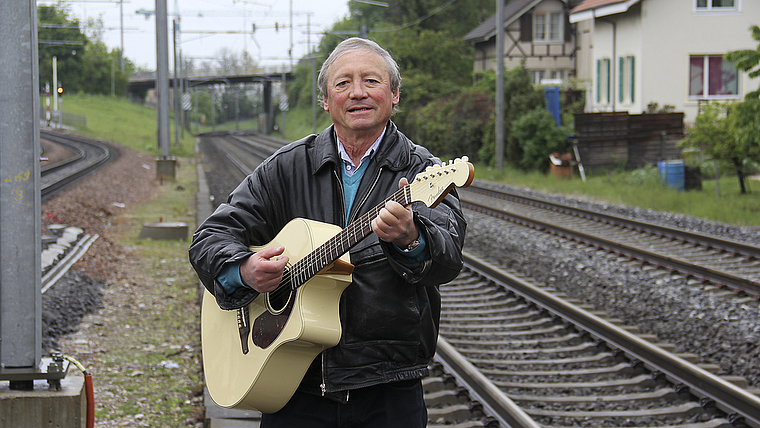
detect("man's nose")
[349,81,368,98]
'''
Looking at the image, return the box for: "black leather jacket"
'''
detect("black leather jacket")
[189,121,467,394]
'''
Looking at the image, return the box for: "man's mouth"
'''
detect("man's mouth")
[348,106,372,113]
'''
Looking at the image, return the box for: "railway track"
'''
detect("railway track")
[438,254,760,428]
[39,131,111,293]
[461,183,760,299]
[40,130,113,201]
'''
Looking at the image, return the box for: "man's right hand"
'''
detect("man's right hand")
[239,246,289,293]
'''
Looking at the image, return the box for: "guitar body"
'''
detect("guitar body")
[201,218,353,413]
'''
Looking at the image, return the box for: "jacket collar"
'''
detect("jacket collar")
[310,121,411,176]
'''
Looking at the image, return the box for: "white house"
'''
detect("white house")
[570,0,760,123]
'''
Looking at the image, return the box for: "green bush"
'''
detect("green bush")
[510,108,570,172]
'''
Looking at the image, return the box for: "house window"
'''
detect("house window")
[533,11,563,42]
[696,0,737,10]
[531,70,545,85]
[596,58,610,104]
[689,55,738,98]
[618,56,635,104]
[534,13,546,41]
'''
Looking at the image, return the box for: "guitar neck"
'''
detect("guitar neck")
[289,186,410,289]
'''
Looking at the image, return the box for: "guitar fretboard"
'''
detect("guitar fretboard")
[288,185,411,289]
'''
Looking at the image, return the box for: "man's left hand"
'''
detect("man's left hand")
[372,177,419,248]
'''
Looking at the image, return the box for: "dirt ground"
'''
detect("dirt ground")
[42,141,205,427]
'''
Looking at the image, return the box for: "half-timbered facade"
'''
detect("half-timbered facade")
[463,0,577,84]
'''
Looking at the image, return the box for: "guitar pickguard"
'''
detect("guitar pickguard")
[252,290,295,349]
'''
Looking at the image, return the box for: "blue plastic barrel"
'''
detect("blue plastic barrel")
[657,160,685,191]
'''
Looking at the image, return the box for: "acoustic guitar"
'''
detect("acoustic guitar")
[201,157,474,413]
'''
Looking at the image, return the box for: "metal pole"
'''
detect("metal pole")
[156,0,171,156]
[180,48,184,139]
[281,73,287,138]
[0,0,42,374]
[173,18,181,147]
[309,15,317,134]
[53,56,58,113]
[120,0,125,71]
[495,0,505,171]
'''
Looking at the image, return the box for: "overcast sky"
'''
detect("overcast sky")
[41,0,351,70]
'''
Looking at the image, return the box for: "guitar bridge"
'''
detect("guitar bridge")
[237,306,250,355]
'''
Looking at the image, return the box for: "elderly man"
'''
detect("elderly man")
[189,37,467,428]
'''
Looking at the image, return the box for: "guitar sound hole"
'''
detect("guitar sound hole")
[266,270,293,313]
[267,288,292,313]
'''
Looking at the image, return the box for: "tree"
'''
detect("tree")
[725,25,760,100]
[473,67,545,166]
[38,5,132,96]
[681,101,760,194]
[510,108,571,172]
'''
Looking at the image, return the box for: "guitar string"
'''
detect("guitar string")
[263,160,468,303]
[262,162,466,304]
[265,184,412,304]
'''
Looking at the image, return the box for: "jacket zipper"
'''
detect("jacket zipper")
[322,169,342,397]
[320,352,327,396]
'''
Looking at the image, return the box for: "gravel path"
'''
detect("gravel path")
[41,141,205,427]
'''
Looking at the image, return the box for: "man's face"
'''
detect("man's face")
[322,49,399,141]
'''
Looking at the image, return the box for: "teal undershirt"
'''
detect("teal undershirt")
[217,161,428,294]
[341,157,370,225]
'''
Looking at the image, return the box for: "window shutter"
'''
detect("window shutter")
[596,59,601,103]
[604,59,611,103]
[619,57,624,103]
[520,13,532,42]
[564,13,571,42]
[630,56,635,103]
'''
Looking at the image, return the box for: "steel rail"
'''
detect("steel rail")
[40,132,112,199]
[41,132,86,174]
[461,197,760,298]
[434,337,541,428]
[467,183,760,260]
[463,252,760,428]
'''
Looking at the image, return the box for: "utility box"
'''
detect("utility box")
[156,157,177,180]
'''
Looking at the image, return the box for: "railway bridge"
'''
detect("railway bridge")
[127,70,291,134]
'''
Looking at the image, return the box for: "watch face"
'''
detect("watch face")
[407,239,420,251]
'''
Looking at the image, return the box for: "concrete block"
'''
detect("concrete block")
[156,157,177,180]
[0,368,86,428]
[138,222,189,240]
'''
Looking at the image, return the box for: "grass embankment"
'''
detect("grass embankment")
[477,164,760,227]
[61,94,760,227]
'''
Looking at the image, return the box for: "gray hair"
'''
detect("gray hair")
[317,37,401,100]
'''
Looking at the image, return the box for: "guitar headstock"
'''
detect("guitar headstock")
[408,156,474,208]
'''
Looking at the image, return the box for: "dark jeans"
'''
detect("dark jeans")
[261,380,427,428]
